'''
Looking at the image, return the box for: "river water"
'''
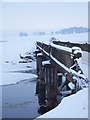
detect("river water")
[0,34,51,118]
[1,61,41,118]
[0,34,40,118]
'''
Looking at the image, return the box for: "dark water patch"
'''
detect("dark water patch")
[35,81,61,115]
[3,101,36,109]
[2,77,40,118]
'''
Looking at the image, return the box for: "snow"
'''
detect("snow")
[2,72,37,86]
[68,82,75,90]
[0,36,35,86]
[42,60,50,66]
[0,61,38,86]
[38,88,88,118]
[73,49,83,55]
[37,45,50,57]
[72,46,82,50]
[70,69,87,80]
[60,90,72,96]
[37,53,43,56]
[51,43,71,53]
[0,33,52,86]
[57,73,63,76]
[50,54,70,73]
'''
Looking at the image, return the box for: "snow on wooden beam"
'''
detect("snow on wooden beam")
[37,53,43,56]
[42,60,51,66]
[37,44,88,82]
[51,43,72,53]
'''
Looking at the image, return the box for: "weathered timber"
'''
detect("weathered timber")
[57,73,63,87]
[36,42,74,74]
[53,41,90,52]
[36,53,46,80]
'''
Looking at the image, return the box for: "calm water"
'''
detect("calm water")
[1,34,41,118]
[1,34,52,118]
[2,77,41,118]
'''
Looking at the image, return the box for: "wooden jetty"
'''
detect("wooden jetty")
[35,41,88,113]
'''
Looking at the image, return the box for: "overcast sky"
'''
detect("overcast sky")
[1,2,88,31]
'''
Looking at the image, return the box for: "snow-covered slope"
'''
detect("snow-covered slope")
[38,88,88,118]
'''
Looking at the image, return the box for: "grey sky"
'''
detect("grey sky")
[2,2,88,31]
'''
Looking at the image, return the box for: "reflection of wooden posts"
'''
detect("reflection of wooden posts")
[36,80,47,114]
[43,63,58,110]
[38,83,46,106]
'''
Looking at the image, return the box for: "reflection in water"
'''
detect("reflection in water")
[36,80,47,114]
[36,79,59,115]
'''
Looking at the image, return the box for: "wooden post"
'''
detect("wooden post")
[57,73,63,87]
[34,50,41,59]
[36,53,45,81]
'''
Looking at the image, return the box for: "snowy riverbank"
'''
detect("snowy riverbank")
[37,88,88,118]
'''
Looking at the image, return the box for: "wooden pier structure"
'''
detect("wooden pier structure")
[35,41,88,114]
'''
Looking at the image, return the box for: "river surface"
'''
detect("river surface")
[2,78,40,118]
[0,34,52,118]
[0,61,40,118]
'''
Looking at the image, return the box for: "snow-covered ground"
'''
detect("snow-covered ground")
[1,62,38,85]
[0,34,51,85]
[38,88,88,118]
